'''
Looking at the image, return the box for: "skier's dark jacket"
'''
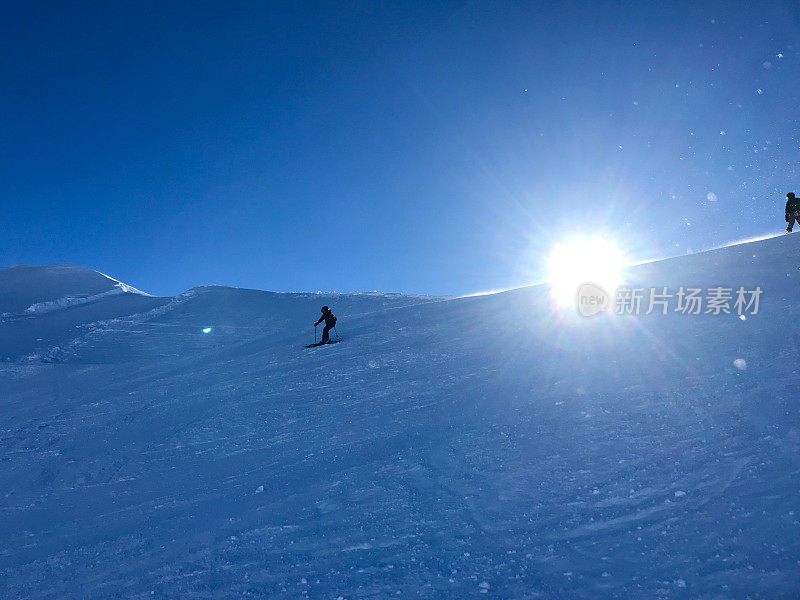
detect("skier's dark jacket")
[786,194,800,220]
[315,308,337,328]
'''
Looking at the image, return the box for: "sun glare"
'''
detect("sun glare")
[547,238,627,307]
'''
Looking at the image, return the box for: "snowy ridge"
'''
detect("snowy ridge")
[628,230,787,269]
[88,267,150,297]
[0,264,149,316]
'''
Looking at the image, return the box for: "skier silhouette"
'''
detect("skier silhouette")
[786,192,800,232]
[314,306,337,343]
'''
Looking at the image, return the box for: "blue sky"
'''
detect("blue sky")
[2,1,799,296]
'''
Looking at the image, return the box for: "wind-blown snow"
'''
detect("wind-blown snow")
[0,239,798,598]
[722,231,786,247]
[23,282,146,314]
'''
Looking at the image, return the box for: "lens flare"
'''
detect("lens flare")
[547,237,627,308]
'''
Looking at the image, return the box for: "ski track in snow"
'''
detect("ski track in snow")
[0,237,799,598]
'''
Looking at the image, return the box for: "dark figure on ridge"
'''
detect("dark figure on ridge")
[315,305,337,343]
[786,192,800,232]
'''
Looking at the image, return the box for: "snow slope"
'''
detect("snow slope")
[1,237,799,599]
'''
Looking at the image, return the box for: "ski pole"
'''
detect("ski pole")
[314,324,317,344]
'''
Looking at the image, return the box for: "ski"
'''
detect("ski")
[305,340,341,348]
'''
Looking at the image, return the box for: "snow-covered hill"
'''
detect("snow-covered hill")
[0,265,148,315]
[1,238,799,599]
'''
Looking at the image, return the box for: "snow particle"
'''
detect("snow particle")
[763,61,773,69]
[756,88,764,95]
[255,485,264,494]
[733,358,747,370]
[674,490,686,498]
[706,192,718,202]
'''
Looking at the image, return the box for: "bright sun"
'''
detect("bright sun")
[547,237,627,307]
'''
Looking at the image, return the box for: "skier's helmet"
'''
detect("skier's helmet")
[321,306,329,311]
[788,192,796,199]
